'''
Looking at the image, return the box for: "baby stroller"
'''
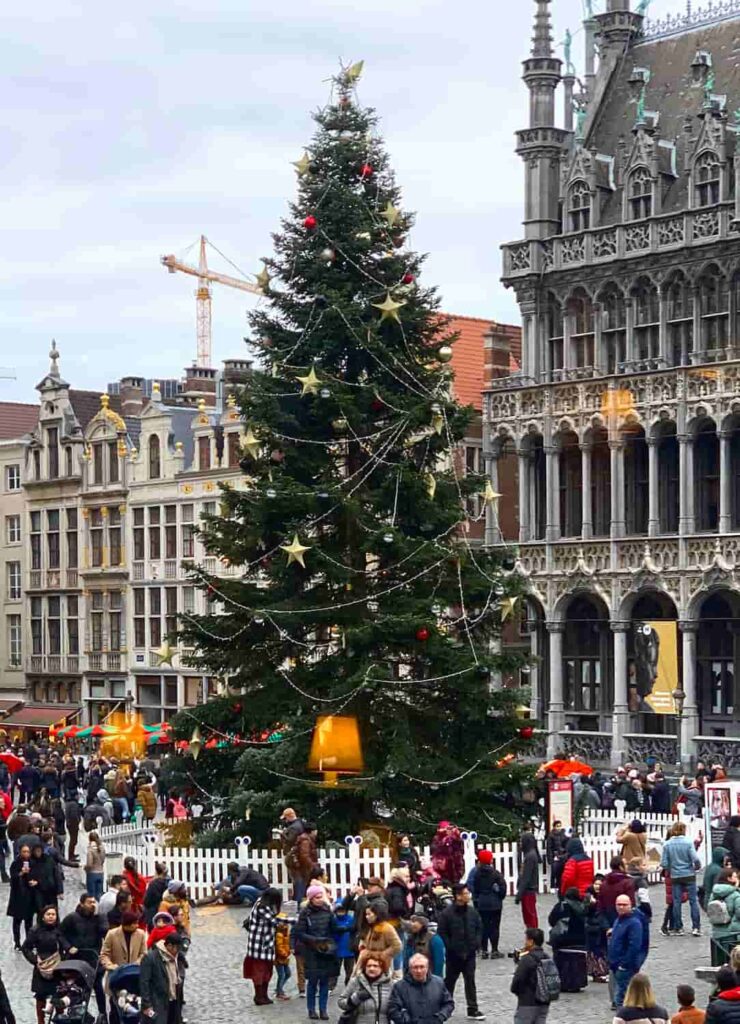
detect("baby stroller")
[417,880,453,924]
[108,965,141,1024]
[46,957,97,1024]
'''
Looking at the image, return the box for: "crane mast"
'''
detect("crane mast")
[161,236,262,369]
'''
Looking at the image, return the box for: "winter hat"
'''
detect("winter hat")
[167,880,185,895]
[153,912,175,927]
[97,789,109,802]
[477,850,494,865]
[630,819,645,834]
[306,885,325,900]
[122,911,139,927]
[438,820,451,830]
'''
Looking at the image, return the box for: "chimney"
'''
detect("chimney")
[119,377,144,416]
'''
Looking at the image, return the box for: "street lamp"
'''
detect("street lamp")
[672,687,686,771]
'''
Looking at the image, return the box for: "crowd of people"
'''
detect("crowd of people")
[0,741,735,1024]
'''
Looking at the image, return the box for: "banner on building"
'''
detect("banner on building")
[630,620,679,715]
[547,780,574,834]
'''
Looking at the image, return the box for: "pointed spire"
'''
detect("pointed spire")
[531,0,554,57]
[49,339,60,379]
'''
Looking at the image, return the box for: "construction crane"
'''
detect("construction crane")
[161,236,263,368]
[0,367,16,380]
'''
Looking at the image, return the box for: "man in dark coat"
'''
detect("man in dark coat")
[649,773,671,815]
[141,933,183,1024]
[510,927,553,1021]
[388,954,454,1024]
[61,894,106,953]
[597,857,636,927]
[722,816,740,872]
[436,884,485,1020]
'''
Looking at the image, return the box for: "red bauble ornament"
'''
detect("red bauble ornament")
[370,398,385,413]
[360,163,373,179]
[304,215,317,230]
[270,449,285,463]
[415,626,430,642]
[402,273,415,285]
[518,725,534,741]
[231,703,243,714]
[206,584,217,602]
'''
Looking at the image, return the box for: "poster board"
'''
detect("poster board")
[547,779,574,834]
[631,620,679,714]
[705,781,740,863]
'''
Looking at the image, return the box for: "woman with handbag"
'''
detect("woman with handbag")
[22,904,73,1024]
[295,886,339,1020]
[338,954,393,1024]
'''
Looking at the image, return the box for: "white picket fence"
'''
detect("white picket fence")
[93,806,701,902]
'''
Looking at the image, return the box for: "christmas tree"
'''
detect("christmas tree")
[171,62,534,841]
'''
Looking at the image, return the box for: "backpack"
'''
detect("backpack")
[707,899,732,926]
[534,953,561,1004]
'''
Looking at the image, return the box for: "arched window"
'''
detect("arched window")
[523,433,547,541]
[148,435,161,479]
[589,426,611,537]
[629,166,652,220]
[632,277,660,365]
[567,289,595,370]
[563,595,611,717]
[697,593,737,724]
[665,273,693,366]
[695,418,719,531]
[546,293,564,378]
[623,424,649,535]
[558,429,582,538]
[698,265,728,356]
[599,284,626,374]
[695,151,720,207]
[568,180,591,232]
[655,422,679,533]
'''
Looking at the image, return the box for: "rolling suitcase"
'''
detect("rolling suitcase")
[553,948,588,992]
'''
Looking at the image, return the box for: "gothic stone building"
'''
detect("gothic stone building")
[489,0,740,768]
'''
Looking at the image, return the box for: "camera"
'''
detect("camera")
[508,949,522,963]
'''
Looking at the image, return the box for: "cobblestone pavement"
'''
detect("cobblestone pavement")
[0,875,715,1024]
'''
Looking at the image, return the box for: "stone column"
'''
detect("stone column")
[609,440,625,538]
[658,286,669,366]
[679,620,699,766]
[679,433,695,534]
[529,624,542,722]
[719,430,732,534]
[611,620,631,767]
[581,443,593,539]
[484,450,502,546]
[518,448,531,544]
[691,286,702,363]
[546,444,560,542]
[546,622,565,757]
[647,436,660,536]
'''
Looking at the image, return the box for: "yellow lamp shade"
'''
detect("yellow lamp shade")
[308,716,364,775]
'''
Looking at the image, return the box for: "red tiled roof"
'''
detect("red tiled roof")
[0,402,38,440]
[441,315,490,411]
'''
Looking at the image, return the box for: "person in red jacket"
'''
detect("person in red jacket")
[559,838,595,897]
[597,855,636,925]
[122,856,147,915]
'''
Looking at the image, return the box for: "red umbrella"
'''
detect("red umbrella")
[0,752,23,774]
[541,758,593,778]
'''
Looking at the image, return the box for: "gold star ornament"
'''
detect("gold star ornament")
[292,152,312,176]
[281,534,312,569]
[153,640,176,667]
[381,201,401,228]
[483,481,502,504]
[500,596,519,623]
[256,265,271,291]
[425,473,437,499]
[372,292,406,323]
[345,60,364,84]
[296,366,322,396]
[239,426,261,459]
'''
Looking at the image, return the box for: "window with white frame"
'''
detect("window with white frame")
[47,596,61,655]
[7,561,21,600]
[31,597,42,655]
[133,588,146,648]
[66,509,78,569]
[91,592,105,651]
[109,591,122,651]
[5,515,20,544]
[568,180,591,232]
[67,596,79,655]
[30,512,42,571]
[7,615,21,667]
[695,151,720,207]
[47,509,60,570]
[5,465,20,491]
[629,166,652,220]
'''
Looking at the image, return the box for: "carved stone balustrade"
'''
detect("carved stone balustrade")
[558,731,613,764]
[625,733,678,765]
[694,736,740,771]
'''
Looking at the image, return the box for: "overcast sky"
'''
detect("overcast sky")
[2,0,680,401]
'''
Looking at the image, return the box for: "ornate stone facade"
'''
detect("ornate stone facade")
[487,0,740,766]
